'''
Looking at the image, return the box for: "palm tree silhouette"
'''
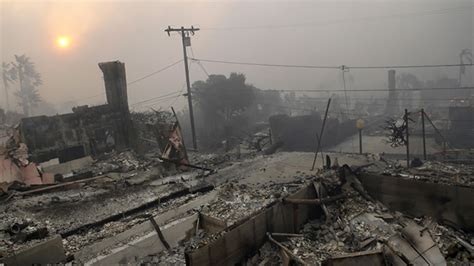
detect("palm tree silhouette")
[1,62,17,112]
[11,55,42,116]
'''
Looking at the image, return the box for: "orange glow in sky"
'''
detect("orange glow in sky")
[56,36,71,49]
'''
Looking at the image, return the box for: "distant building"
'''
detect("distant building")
[447,106,474,148]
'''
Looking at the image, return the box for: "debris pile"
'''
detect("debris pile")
[139,229,209,265]
[0,218,51,256]
[201,180,303,225]
[131,110,175,153]
[92,150,154,174]
[248,166,474,265]
[1,127,55,193]
[367,157,474,186]
[63,191,201,256]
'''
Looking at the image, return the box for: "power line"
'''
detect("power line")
[273,87,474,93]
[190,58,339,69]
[130,91,182,107]
[190,57,473,70]
[303,97,472,102]
[189,47,210,78]
[195,60,210,78]
[74,60,183,103]
[140,94,183,109]
[264,103,369,117]
[350,64,474,70]
[165,84,186,110]
[264,104,474,122]
[130,95,182,110]
[128,59,183,85]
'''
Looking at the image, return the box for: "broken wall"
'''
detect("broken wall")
[447,106,474,148]
[19,61,135,163]
[20,104,125,163]
[360,173,474,232]
[269,114,357,152]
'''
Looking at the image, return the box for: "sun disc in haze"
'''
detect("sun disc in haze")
[56,36,71,49]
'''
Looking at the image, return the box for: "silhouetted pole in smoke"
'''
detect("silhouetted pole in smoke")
[165,26,199,150]
[421,108,427,160]
[405,109,410,168]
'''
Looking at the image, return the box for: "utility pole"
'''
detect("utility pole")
[421,108,427,160]
[165,26,199,150]
[424,110,451,161]
[356,119,365,154]
[405,109,410,168]
[311,98,331,171]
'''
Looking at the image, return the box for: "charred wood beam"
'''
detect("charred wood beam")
[60,184,213,238]
[16,175,108,196]
[267,233,307,265]
[148,215,171,249]
[283,193,348,205]
[313,182,331,223]
[158,156,215,172]
[270,232,304,237]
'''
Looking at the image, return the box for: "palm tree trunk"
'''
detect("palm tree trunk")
[2,82,9,112]
[18,66,29,116]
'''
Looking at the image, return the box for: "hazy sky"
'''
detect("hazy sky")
[1,0,473,113]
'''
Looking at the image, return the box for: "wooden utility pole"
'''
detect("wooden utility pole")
[405,109,410,168]
[17,65,29,116]
[423,110,452,159]
[165,26,199,150]
[421,108,427,160]
[356,119,365,154]
[311,98,331,171]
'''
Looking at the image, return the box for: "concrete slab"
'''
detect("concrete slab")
[42,156,93,175]
[74,190,218,263]
[0,235,66,266]
[85,214,198,266]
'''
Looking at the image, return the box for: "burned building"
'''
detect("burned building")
[446,106,474,148]
[269,114,357,152]
[19,61,135,163]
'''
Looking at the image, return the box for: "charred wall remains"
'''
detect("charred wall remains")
[19,61,134,163]
[446,106,474,148]
[269,114,357,152]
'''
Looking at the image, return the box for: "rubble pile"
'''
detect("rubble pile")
[367,157,474,186]
[139,229,209,265]
[92,150,155,174]
[187,150,258,169]
[0,170,198,259]
[249,168,474,265]
[149,175,312,263]
[63,191,202,256]
[404,161,474,186]
[131,111,175,152]
[201,180,303,225]
[0,217,51,256]
[1,127,55,193]
[188,153,233,168]
[141,175,309,266]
